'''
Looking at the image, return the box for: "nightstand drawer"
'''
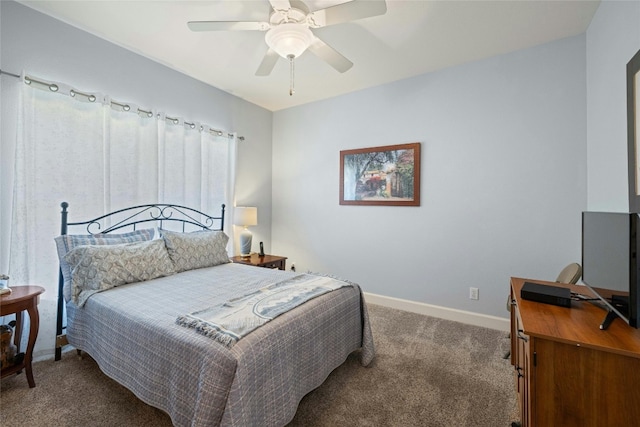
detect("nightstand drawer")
[262,261,284,269]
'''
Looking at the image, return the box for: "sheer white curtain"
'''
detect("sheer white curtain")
[11,79,108,290]
[158,116,236,236]
[8,75,236,355]
[107,106,160,209]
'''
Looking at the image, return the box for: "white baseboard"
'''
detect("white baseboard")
[364,292,510,332]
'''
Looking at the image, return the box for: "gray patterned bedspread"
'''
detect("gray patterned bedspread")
[66,263,375,426]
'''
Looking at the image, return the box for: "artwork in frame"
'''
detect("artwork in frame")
[340,142,420,206]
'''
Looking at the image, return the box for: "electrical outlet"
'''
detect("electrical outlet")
[469,287,479,300]
[290,262,296,272]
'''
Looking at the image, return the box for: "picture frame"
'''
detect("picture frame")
[628,48,640,212]
[340,142,421,206]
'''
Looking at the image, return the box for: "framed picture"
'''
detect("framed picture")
[628,48,640,212]
[340,142,421,206]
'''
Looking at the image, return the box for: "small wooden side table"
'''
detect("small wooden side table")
[231,254,287,270]
[1,285,45,388]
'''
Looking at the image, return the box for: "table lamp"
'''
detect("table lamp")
[234,207,257,257]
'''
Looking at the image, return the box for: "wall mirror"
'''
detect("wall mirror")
[628,48,640,212]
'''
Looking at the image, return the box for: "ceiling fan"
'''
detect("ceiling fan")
[188,0,387,94]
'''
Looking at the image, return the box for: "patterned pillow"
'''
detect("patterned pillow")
[64,239,176,307]
[162,230,230,272]
[55,229,155,302]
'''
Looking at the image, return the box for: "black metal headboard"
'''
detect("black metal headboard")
[55,202,226,360]
[59,202,225,235]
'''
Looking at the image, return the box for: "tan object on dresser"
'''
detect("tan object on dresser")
[510,277,640,427]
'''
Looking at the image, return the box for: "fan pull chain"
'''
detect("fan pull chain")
[288,54,295,96]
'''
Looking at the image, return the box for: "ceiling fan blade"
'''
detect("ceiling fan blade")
[307,37,353,73]
[255,49,280,76]
[269,0,292,12]
[187,21,269,32]
[310,0,387,27]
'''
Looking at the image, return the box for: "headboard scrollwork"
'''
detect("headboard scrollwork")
[60,202,226,235]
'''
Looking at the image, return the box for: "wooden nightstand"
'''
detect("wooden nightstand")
[231,254,287,270]
[1,285,45,388]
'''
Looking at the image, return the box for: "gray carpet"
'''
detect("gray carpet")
[0,304,518,426]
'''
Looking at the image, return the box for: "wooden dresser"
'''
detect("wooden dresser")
[510,277,640,426]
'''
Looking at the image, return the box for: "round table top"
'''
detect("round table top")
[0,285,45,304]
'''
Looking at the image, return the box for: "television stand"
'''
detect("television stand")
[510,277,640,427]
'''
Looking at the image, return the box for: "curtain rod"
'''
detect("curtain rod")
[0,69,245,141]
[0,69,21,79]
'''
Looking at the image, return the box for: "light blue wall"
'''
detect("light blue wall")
[586,0,640,211]
[270,0,639,321]
[272,35,588,319]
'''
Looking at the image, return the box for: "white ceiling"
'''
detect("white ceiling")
[19,0,600,112]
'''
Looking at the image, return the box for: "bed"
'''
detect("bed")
[53,202,374,426]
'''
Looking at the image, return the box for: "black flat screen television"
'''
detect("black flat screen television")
[581,211,639,329]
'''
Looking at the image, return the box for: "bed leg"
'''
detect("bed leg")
[55,334,69,361]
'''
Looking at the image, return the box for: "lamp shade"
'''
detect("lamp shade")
[265,23,314,59]
[234,207,258,227]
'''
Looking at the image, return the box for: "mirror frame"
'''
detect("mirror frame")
[628,48,640,212]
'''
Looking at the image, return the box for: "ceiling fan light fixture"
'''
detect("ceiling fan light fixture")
[265,23,314,59]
